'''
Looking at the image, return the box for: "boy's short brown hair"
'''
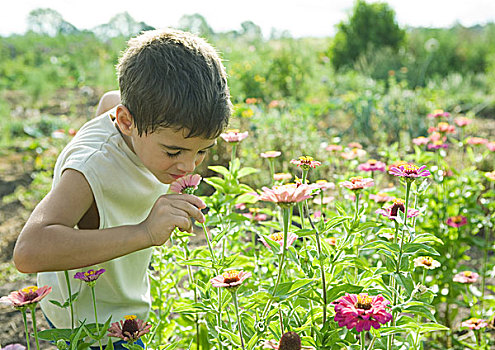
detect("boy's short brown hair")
[117,28,231,138]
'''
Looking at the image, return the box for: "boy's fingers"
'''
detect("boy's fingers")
[170,202,205,223]
[174,194,206,209]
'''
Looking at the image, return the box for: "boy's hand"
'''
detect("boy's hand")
[141,194,206,246]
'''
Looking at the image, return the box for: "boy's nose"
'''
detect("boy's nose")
[177,158,196,173]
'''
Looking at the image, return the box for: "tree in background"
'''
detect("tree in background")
[330,0,405,71]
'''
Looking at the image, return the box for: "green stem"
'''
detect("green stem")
[367,335,377,350]
[262,206,291,318]
[201,222,216,266]
[21,309,31,350]
[361,332,366,350]
[268,159,275,186]
[231,143,237,164]
[90,287,103,350]
[305,201,327,324]
[232,292,246,350]
[158,246,164,344]
[29,305,40,350]
[64,271,74,330]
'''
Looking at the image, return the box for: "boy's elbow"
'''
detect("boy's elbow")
[13,240,39,274]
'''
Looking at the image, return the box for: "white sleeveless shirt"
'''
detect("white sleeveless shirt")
[38,108,169,329]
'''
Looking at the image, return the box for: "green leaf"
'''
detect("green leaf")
[104,338,114,350]
[237,167,260,178]
[203,177,227,192]
[412,233,444,246]
[419,323,449,333]
[403,302,437,322]
[208,165,230,178]
[326,284,364,303]
[361,240,400,254]
[271,278,314,299]
[403,243,440,256]
[176,257,212,268]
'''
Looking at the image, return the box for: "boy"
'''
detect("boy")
[13,28,231,347]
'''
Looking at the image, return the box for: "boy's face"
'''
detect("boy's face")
[130,127,216,184]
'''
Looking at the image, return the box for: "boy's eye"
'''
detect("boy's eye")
[166,151,181,158]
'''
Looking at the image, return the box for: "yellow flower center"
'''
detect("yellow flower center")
[464,271,473,277]
[403,164,419,174]
[21,286,38,293]
[269,232,284,241]
[222,270,240,284]
[452,216,463,223]
[124,315,137,320]
[421,257,433,266]
[298,155,314,164]
[368,159,377,165]
[225,129,239,134]
[356,294,373,310]
[350,176,363,184]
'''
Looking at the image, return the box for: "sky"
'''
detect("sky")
[1,0,494,38]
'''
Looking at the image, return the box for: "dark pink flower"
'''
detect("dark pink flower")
[375,199,420,220]
[413,136,429,146]
[453,271,479,284]
[260,232,298,249]
[427,109,450,119]
[290,156,321,169]
[107,315,151,343]
[486,141,495,152]
[258,184,314,207]
[340,176,374,191]
[389,164,431,180]
[427,141,449,150]
[260,151,282,158]
[243,211,268,221]
[170,174,202,194]
[333,293,392,332]
[210,270,251,290]
[1,286,52,309]
[461,318,488,330]
[220,129,248,143]
[437,122,455,134]
[74,269,106,287]
[357,159,386,172]
[446,215,467,228]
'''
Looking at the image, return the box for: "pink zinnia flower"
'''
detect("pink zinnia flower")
[453,271,479,284]
[1,286,52,309]
[170,174,202,194]
[333,293,392,332]
[273,173,292,182]
[340,176,374,191]
[369,192,395,203]
[461,318,488,330]
[326,237,337,246]
[375,199,420,220]
[357,159,386,172]
[454,117,472,127]
[243,211,268,221]
[260,232,298,249]
[485,171,495,182]
[466,137,488,145]
[341,148,366,160]
[446,215,467,228]
[348,142,363,149]
[389,164,431,180]
[290,156,321,169]
[74,269,106,287]
[260,151,282,158]
[427,141,449,150]
[486,142,495,151]
[314,179,335,191]
[258,184,314,207]
[210,270,251,290]
[427,109,450,118]
[325,144,343,152]
[413,256,441,270]
[428,132,444,142]
[437,122,455,134]
[107,315,151,343]
[220,129,249,143]
[413,136,429,146]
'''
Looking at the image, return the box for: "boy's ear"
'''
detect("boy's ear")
[115,105,134,136]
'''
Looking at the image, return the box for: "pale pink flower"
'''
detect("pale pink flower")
[260,151,282,158]
[453,271,479,284]
[340,176,374,191]
[243,212,268,221]
[235,203,247,210]
[170,174,202,194]
[486,142,495,151]
[357,159,386,172]
[258,184,314,206]
[260,232,298,249]
[485,171,495,182]
[413,136,429,146]
[325,237,337,246]
[427,126,438,134]
[290,156,321,169]
[446,215,467,228]
[273,173,292,182]
[210,270,251,290]
[268,100,281,108]
[1,286,52,309]
[1,345,26,350]
[348,142,363,149]
[107,315,151,343]
[427,109,450,118]
[74,269,106,287]
[466,137,488,145]
[314,180,335,191]
[428,131,444,142]
[376,198,420,220]
[413,256,441,270]
[341,148,367,160]
[461,318,488,330]
[325,144,343,152]
[389,164,431,179]
[454,117,472,127]
[333,293,392,332]
[369,192,395,203]
[220,129,249,143]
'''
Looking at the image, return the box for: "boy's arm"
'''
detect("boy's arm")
[13,168,205,273]
[95,90,120,116]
